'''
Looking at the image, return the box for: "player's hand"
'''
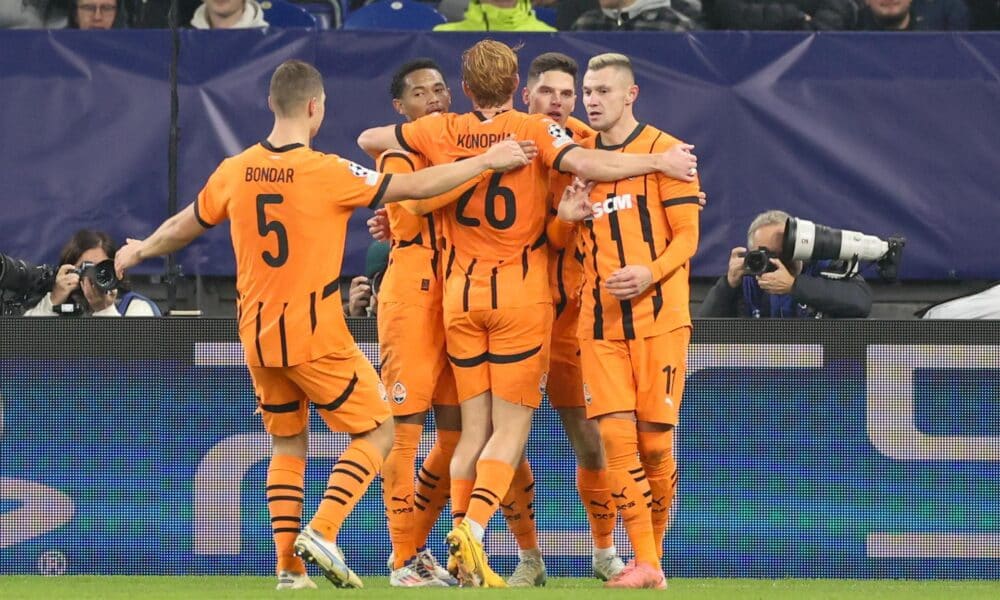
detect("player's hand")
[50,264,80,305]
[726,246,747,288]
[367,208,391,242]
[347,276,372,317]
[757,258,795,295]
[660,143,697,182]
[605,265,654,300]
[484,140,531,172]
[81,276,117,314]
[517,140,539,162]
[697,190,707,211]
[115,238,144,279]
[557,178,593,222]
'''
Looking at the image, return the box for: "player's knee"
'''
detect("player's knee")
[575,445,606,471]
[271,429,308,459]
[360,418,395,459]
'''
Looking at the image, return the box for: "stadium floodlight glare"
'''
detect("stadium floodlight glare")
[781,217,905,281]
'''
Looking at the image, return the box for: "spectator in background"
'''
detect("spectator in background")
[857,0,969,30]
[346,240,389,317]
[190,0,267,28]
[434,0,556,31]
[967,0,1000,29]
[698,210,872,319]
[572,0,703,31]
[68,0,126,28]
[0,0,67,27]
[542,0,599,29]
[126,0,201,28]
[24,229,159,317]
[711,0,858,29]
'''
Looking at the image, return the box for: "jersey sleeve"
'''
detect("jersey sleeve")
[325,155,393,209]
[526,115,579,174]
[657,138,701,205]
[194,161,230,228]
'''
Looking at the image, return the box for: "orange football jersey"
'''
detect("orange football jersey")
[575,124,701,341]
[547,117,596,317]
[396,110,578,311]
[196,140,391,367]
[376,150,445,309]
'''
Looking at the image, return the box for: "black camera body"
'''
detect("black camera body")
[743,248,779,276]
[73,259,119,293]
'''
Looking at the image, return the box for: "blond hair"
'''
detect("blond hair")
[269,60,324,117]
[462,40,519,108]
[586,53,635,84]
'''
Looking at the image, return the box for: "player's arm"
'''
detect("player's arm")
[379,149,487,216]
[378,141,535,206]
[546,212,576,250]
[558,145,696,182]
[399,176,485,216]
[358,124,403,157]
[114,203,207,277]
[646,199,700,282]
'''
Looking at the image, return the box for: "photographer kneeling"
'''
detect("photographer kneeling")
[699,210,872,318]
[23,230,159,317]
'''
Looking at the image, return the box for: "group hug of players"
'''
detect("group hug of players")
[115,39,701,591]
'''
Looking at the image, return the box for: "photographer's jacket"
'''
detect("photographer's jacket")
[698,262,872,318]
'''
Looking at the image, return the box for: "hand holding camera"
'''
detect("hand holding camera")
[51,264,81,305]
[55,259,119,314]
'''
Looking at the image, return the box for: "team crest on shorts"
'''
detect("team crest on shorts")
[583,383,593,406]
[538,372,548,394]
[377,382,388,403]
[392,382,407,404]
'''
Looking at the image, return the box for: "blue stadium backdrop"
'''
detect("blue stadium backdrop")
[1,30,999,281]
[1,318,998,578]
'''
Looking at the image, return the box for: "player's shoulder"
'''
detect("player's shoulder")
[413,111,452,128]
[636,124,685,153]
[377,148,424,173]
[565,116,597,143]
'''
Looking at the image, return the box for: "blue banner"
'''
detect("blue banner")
[0,31,998,280]
[1,319,998,577]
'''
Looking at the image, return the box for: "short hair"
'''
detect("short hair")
[269,60,324,117]
[58,229,116,266]
[390,58,444,100]
[747,210,791,248]
[462,40,519,108]
[527,52,578,86]
[586,53,635,83]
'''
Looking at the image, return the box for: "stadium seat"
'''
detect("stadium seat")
[261,0,319,28]
[292,2,339,29]
[342,0,446,30]
[534,6,556,28]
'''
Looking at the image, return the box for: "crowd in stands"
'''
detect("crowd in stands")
[1,0,996,30]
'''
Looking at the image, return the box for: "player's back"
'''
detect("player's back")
[196,141,390,366]
[396,110,577,311]
[398,110,576,263]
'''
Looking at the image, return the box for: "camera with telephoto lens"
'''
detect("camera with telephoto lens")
[73,259,119,293]
[743,248,780,275]
[782,217,905,282]
[0,253,56,315]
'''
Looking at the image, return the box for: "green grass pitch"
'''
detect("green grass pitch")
[2,576,1000,599]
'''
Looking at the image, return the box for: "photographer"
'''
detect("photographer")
[699,210,872,318]
[23,229,158,317]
